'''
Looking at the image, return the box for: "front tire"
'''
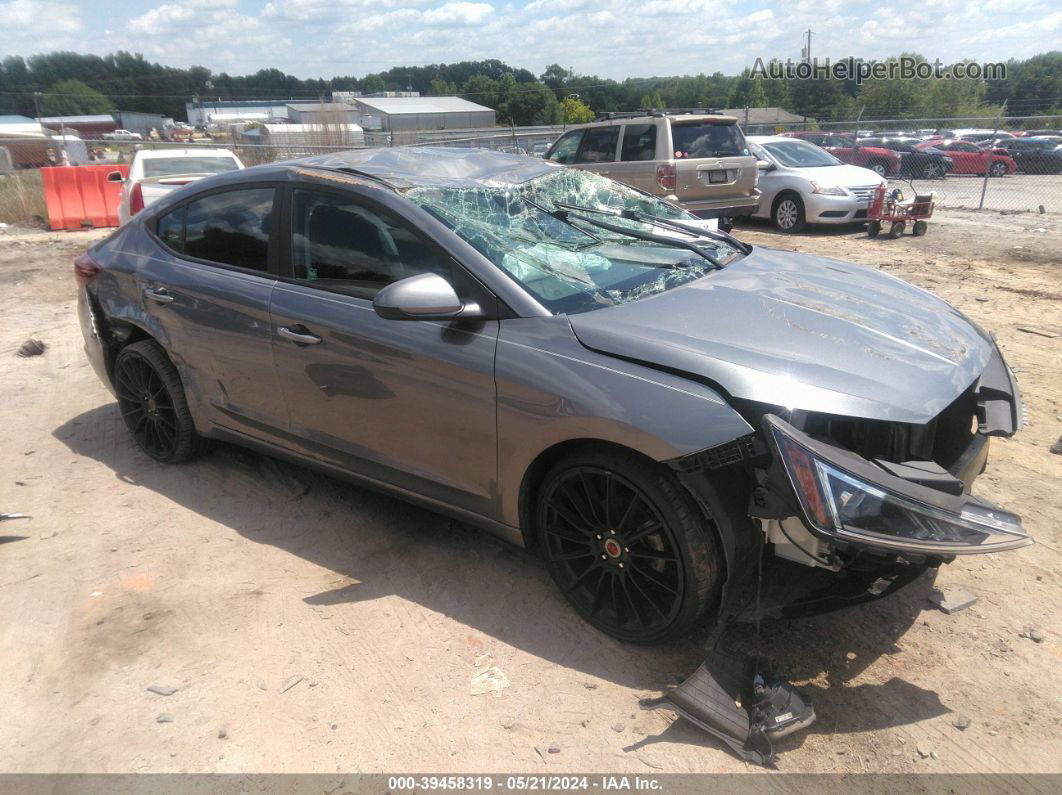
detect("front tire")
[989,161,1008,177]
[772,193,806,233]
[114,340,206,464]
[536,449,722,644]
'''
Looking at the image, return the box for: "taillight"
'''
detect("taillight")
[129,182,145,215]
[74,252,101,287]
[656,163,676,192]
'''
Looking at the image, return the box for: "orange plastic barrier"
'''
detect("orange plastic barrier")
[41,165,128,231]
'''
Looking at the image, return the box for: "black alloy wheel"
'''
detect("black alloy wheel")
[536,451,722,644]
[114,340,205,463]
[540,466,684,641]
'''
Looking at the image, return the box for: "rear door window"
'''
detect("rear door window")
[619,124,658,161]
[156,206,185,251]
[547,130,584,164]
[576,126,619,163]
[182,188,275,272]
[671,122,748,158]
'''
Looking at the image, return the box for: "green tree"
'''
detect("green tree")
[41,78,112,116]
[726,69,767,108]
[561,96,594,123]
[429,78,457,96]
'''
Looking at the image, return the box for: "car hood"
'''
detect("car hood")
[777,163,883,186]
[568,247,993,423]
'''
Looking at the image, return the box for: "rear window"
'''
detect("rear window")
[142,156,239,178]
[670,122,748,159]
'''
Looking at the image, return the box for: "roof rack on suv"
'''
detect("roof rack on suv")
[594,107,722,121]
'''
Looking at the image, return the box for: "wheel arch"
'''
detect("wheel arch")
[771,188,803,214]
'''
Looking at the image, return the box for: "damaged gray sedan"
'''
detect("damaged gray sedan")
[76,148,1030,648]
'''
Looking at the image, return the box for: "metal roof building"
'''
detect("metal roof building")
[38,114,117,137]
[185,100,292,126]
[350,96,495,134]
[285,103,360,124]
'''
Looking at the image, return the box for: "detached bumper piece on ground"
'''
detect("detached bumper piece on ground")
[641,651,815,766]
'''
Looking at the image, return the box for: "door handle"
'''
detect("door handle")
[143,287,175,304]
[278,325,322,345]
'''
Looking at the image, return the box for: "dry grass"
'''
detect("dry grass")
[0,170,47,226]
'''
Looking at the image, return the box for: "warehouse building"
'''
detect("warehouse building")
[350,96,495,134]
[285,103,360,124]
[38,114,117,137]
[185,100,292,126]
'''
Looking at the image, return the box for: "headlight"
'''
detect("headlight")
[767,416,1031,555]
[809,182,847,196]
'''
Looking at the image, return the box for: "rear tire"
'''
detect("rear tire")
[535,448,722,645]
[114,340,207,464]
[772,193,806,233]
[921,162,945,179]
[912,220,928,236]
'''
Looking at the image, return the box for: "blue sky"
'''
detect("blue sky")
[3,0,1060,80]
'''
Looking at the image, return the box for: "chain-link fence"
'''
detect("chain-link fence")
[2,114,1061,226]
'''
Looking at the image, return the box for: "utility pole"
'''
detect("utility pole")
[801,30,812,63]
[32,91,43,122]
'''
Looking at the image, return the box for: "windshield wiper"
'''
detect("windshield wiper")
[554,202,752,255]
[520,196,601,247]
[556,212,722,270]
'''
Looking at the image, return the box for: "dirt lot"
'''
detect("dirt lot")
[0,209,1060,776]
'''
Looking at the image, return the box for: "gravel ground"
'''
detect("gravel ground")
[0,208,1060,775]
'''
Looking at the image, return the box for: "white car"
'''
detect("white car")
[102,129,143,141]
[747,136,885,233]
[111,148,244,225]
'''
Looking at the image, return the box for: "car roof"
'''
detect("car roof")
[293,146,561,189]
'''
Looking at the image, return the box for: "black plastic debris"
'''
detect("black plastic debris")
[17,338,46,357]
[640,650,815,767]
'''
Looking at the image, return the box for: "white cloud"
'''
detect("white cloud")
[422,2,493,26]
[1,0,81,34]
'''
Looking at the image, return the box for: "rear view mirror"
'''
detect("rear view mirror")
[756,160,775,171]
[107,171,124,182]
[373,273,483,321]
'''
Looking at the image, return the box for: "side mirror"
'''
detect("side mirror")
[107,171,124,182]
[756,160,775,172]
[373,273,483,321]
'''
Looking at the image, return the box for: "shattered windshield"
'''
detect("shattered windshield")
[406,168,742,314]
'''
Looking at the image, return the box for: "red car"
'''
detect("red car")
[784,132,901,177]
[915,139,1015,176]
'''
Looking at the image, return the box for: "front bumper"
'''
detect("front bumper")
[804,192,873,224]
